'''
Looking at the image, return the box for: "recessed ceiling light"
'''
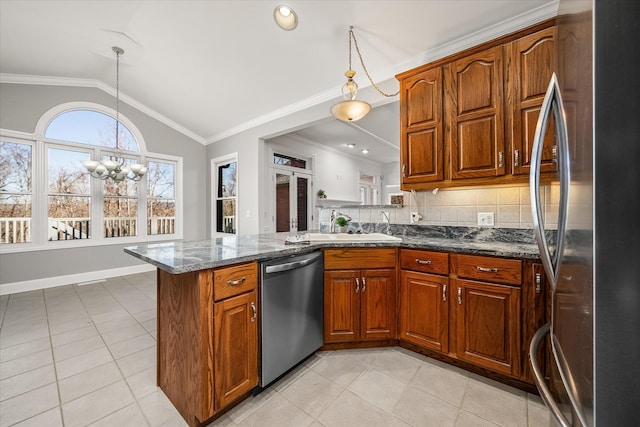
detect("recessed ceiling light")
[274,5,298,30]
[346,144,355,148]
[361,149,369,154]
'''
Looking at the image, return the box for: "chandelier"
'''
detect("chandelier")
[331,26,399,122]
[82,47,147,182]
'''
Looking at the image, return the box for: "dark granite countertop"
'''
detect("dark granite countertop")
[124,225,546,274]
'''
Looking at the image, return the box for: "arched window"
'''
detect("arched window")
[0,102,181,250]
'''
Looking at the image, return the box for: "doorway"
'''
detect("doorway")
[271,152,313,233]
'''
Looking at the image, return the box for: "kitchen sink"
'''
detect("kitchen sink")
[307,232,402,242]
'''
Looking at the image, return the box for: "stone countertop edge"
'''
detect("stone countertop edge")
[124,231,542,275]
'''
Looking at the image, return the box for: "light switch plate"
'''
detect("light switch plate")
[478,212,494,226]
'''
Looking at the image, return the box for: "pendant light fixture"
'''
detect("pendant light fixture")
[82,46,147,182]
[331,26,399,122]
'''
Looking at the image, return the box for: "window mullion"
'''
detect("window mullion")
[92,148,104,241]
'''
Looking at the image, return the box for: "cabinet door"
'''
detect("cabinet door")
[324,270,360,343]
[446,46,505,180]
[399,271,449,353]
[454,279,520,377]
[360,269,396,341]
[400,67,444,184]
[213,290,258,411]
[506,27,557,176]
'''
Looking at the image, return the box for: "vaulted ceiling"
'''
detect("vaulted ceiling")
[0,1,557,163]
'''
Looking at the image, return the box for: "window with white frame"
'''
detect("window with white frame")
[212,154,237,235]
[0,139,33,244]
[0,102,181,250]
[359,171,379,205]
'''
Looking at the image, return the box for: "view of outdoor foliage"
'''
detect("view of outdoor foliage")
[1,109,176,244]
[216,161,237,234]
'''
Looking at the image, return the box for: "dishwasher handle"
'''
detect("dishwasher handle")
[264,252,322,274]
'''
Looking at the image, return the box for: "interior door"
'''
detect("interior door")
[274,170,311,232]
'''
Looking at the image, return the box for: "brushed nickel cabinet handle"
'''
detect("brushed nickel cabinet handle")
[476,266,499,273]
[535,273,542,294]
[514,149,520,167]
[415,258,432,265]
[442,284,447,302]
[227,277,246,286]
[250,302,257,322]
[402,164,406,178]
[498,151,504,168]
[355,278,360,293]
[457,287,462,305]
[362,277,366,292]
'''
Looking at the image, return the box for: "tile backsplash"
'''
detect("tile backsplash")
[316,184,589,231]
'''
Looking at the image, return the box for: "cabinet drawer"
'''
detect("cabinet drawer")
[214,262,257,301]
[400,249,449,275]
[456,254,522,285]
[324,248,396,270]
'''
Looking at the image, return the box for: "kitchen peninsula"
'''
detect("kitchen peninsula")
[125,226,547,426]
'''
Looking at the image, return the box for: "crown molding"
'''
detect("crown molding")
[0,73,207,145]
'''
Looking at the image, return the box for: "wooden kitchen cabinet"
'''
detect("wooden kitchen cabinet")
[213,290,258,411]
[445,45,506,181]
[399,67,444,185]
[505,27,557,177]
[396,20,556,190]
[398,249,450,353]
[157,261,258,426]
[453,254,522,377]
[323,248,397,343]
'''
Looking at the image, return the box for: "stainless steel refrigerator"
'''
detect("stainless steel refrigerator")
[528,1,639,426]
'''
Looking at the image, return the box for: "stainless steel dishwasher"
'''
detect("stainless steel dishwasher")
[259,250,323,387]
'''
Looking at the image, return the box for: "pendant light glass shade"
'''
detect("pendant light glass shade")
[331,99,371,122]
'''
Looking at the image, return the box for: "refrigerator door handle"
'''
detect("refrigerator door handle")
[529,323,572,427]
[530,73,570,291]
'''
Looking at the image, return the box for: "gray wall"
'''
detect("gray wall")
[0,83,207,285]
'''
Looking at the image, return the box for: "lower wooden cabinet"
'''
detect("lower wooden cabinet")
[399,270,449,353]
[324,268,396,343]
[453,279,521,377]
[213,290,258,411]
[157,262,258,427]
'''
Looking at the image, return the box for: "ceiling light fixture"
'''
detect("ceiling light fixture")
[331,26,399,122]
[273,5,298,30]
[82,47,147,182]
[361,148,370,154]
[346,143,356,148]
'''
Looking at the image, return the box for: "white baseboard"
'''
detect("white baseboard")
[0,264,156,296]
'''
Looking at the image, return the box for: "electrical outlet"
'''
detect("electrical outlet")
[478,212,494,226]
[410,211,422,224]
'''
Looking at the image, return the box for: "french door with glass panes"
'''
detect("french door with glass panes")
[273,170,311,233]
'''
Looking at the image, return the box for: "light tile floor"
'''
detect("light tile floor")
[0,272,551,427]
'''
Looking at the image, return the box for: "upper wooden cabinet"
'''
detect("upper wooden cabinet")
[445,45,506,180]
[505,27,557,176]
[400,67,444,184]
[397,21,557,190]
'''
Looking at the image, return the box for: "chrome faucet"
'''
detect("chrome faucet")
[329,210,351,233]
[380,211,392,235]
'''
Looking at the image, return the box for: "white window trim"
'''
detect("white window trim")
[0,103,183,254]
[211,153,238,238]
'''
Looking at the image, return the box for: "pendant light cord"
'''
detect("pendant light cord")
[115,48,121,151]
[349,27,399,98]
